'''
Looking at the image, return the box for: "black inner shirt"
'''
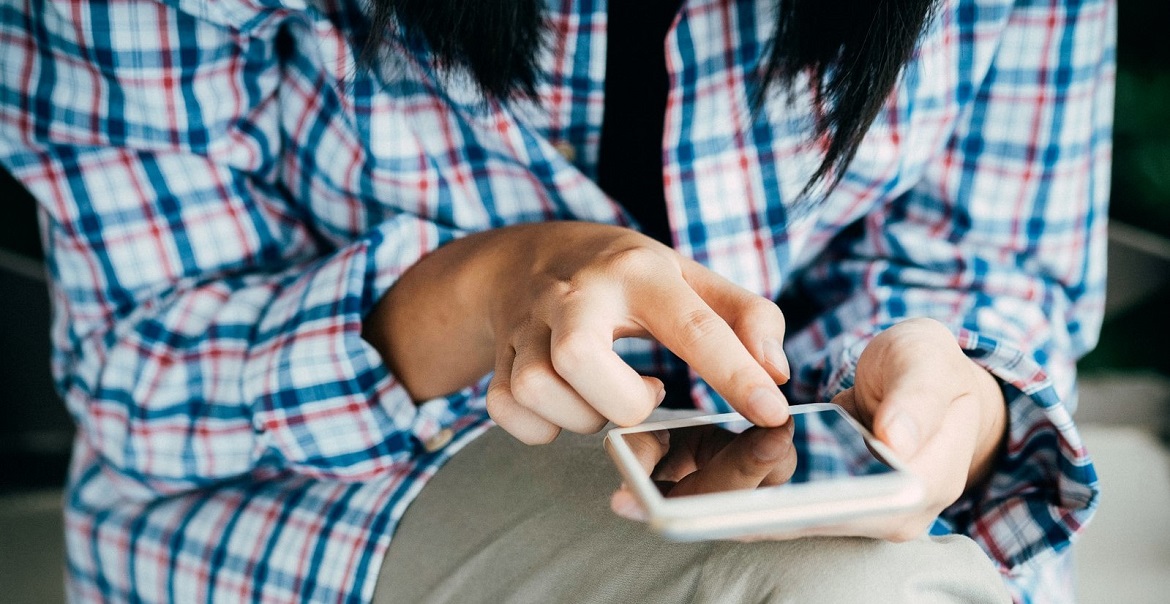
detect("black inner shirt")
[597,0,692,407]
[596,0,685,249]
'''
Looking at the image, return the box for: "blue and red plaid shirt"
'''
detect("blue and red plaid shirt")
[0,0,1114,601]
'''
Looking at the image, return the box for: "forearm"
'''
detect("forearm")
[363,227,510,401]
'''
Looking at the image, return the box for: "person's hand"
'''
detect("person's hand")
[482,222,791,443]
[609,318,1007,543]
[825,318,1008,540]
[364,221,791,443]
[610,421,797,520]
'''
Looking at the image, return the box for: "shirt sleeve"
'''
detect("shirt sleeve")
[0,0,476,498]
[783,0,1114,575]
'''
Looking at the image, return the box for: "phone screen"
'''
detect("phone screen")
[628,407,895,497]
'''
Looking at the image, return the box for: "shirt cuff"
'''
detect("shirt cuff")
[945,328,1098,572]
[813,324,1099,573]
[244,216,480,480]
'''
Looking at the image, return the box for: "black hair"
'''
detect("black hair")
[364,0,939,195]
[363,0,545,99]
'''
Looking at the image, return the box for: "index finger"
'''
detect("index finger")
[632,279,789,426]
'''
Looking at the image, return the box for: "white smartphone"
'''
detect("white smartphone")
[604,402,924,540]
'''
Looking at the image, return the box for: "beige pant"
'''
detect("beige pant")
[374,426,1010,603]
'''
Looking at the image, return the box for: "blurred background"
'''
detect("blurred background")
[2,1,1168,602]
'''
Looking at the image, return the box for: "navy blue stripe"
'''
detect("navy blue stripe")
[204,481,266,601]
[140,157,199,276]
[1023,2,1078,266]
[165,490,218,603]
[23,1,53,143]
[346,494,396,604]
[126,494,175,604]
[248,480,313,604]
[670,14,710,262]
[736,0,791,277]
[174,10,209,150]
[88,504,115,597]
[300,484,360,602]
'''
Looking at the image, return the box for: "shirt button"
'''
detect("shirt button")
[423,428,454,453]
[552,141,576,163]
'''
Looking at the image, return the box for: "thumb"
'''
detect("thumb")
[855,318,967,459]
[875,407,924,458]
[869,384,950,458]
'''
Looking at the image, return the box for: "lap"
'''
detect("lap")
[374,425,1010,604]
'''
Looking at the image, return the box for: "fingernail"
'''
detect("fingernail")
[884,412,920,455]
[748,387,788,426]
[763,338,790,380]
[751,431,788,462]
[656,387,667,405]
[653,429,669,446]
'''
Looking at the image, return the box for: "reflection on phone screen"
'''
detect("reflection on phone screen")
[640,408,895,497]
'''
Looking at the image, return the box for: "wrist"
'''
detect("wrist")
[965,359,1008,491]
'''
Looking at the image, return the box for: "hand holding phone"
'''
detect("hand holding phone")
[606,403,925,541]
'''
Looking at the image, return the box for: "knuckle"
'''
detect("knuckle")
[538,277,581,307]
[744,296,784,325]
[550,331,595,375]
[728,364,766,393]
[485,374,511,403]
[484,386,512,420]
[601,246,669,277]
[674,308,724,348]
[510,365,554,408]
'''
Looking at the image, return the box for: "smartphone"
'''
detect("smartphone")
[604,403,923,540]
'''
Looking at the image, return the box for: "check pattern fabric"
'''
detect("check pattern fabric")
[0,0,1113,601]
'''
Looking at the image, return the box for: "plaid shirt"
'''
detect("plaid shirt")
[0,0,1114,601]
